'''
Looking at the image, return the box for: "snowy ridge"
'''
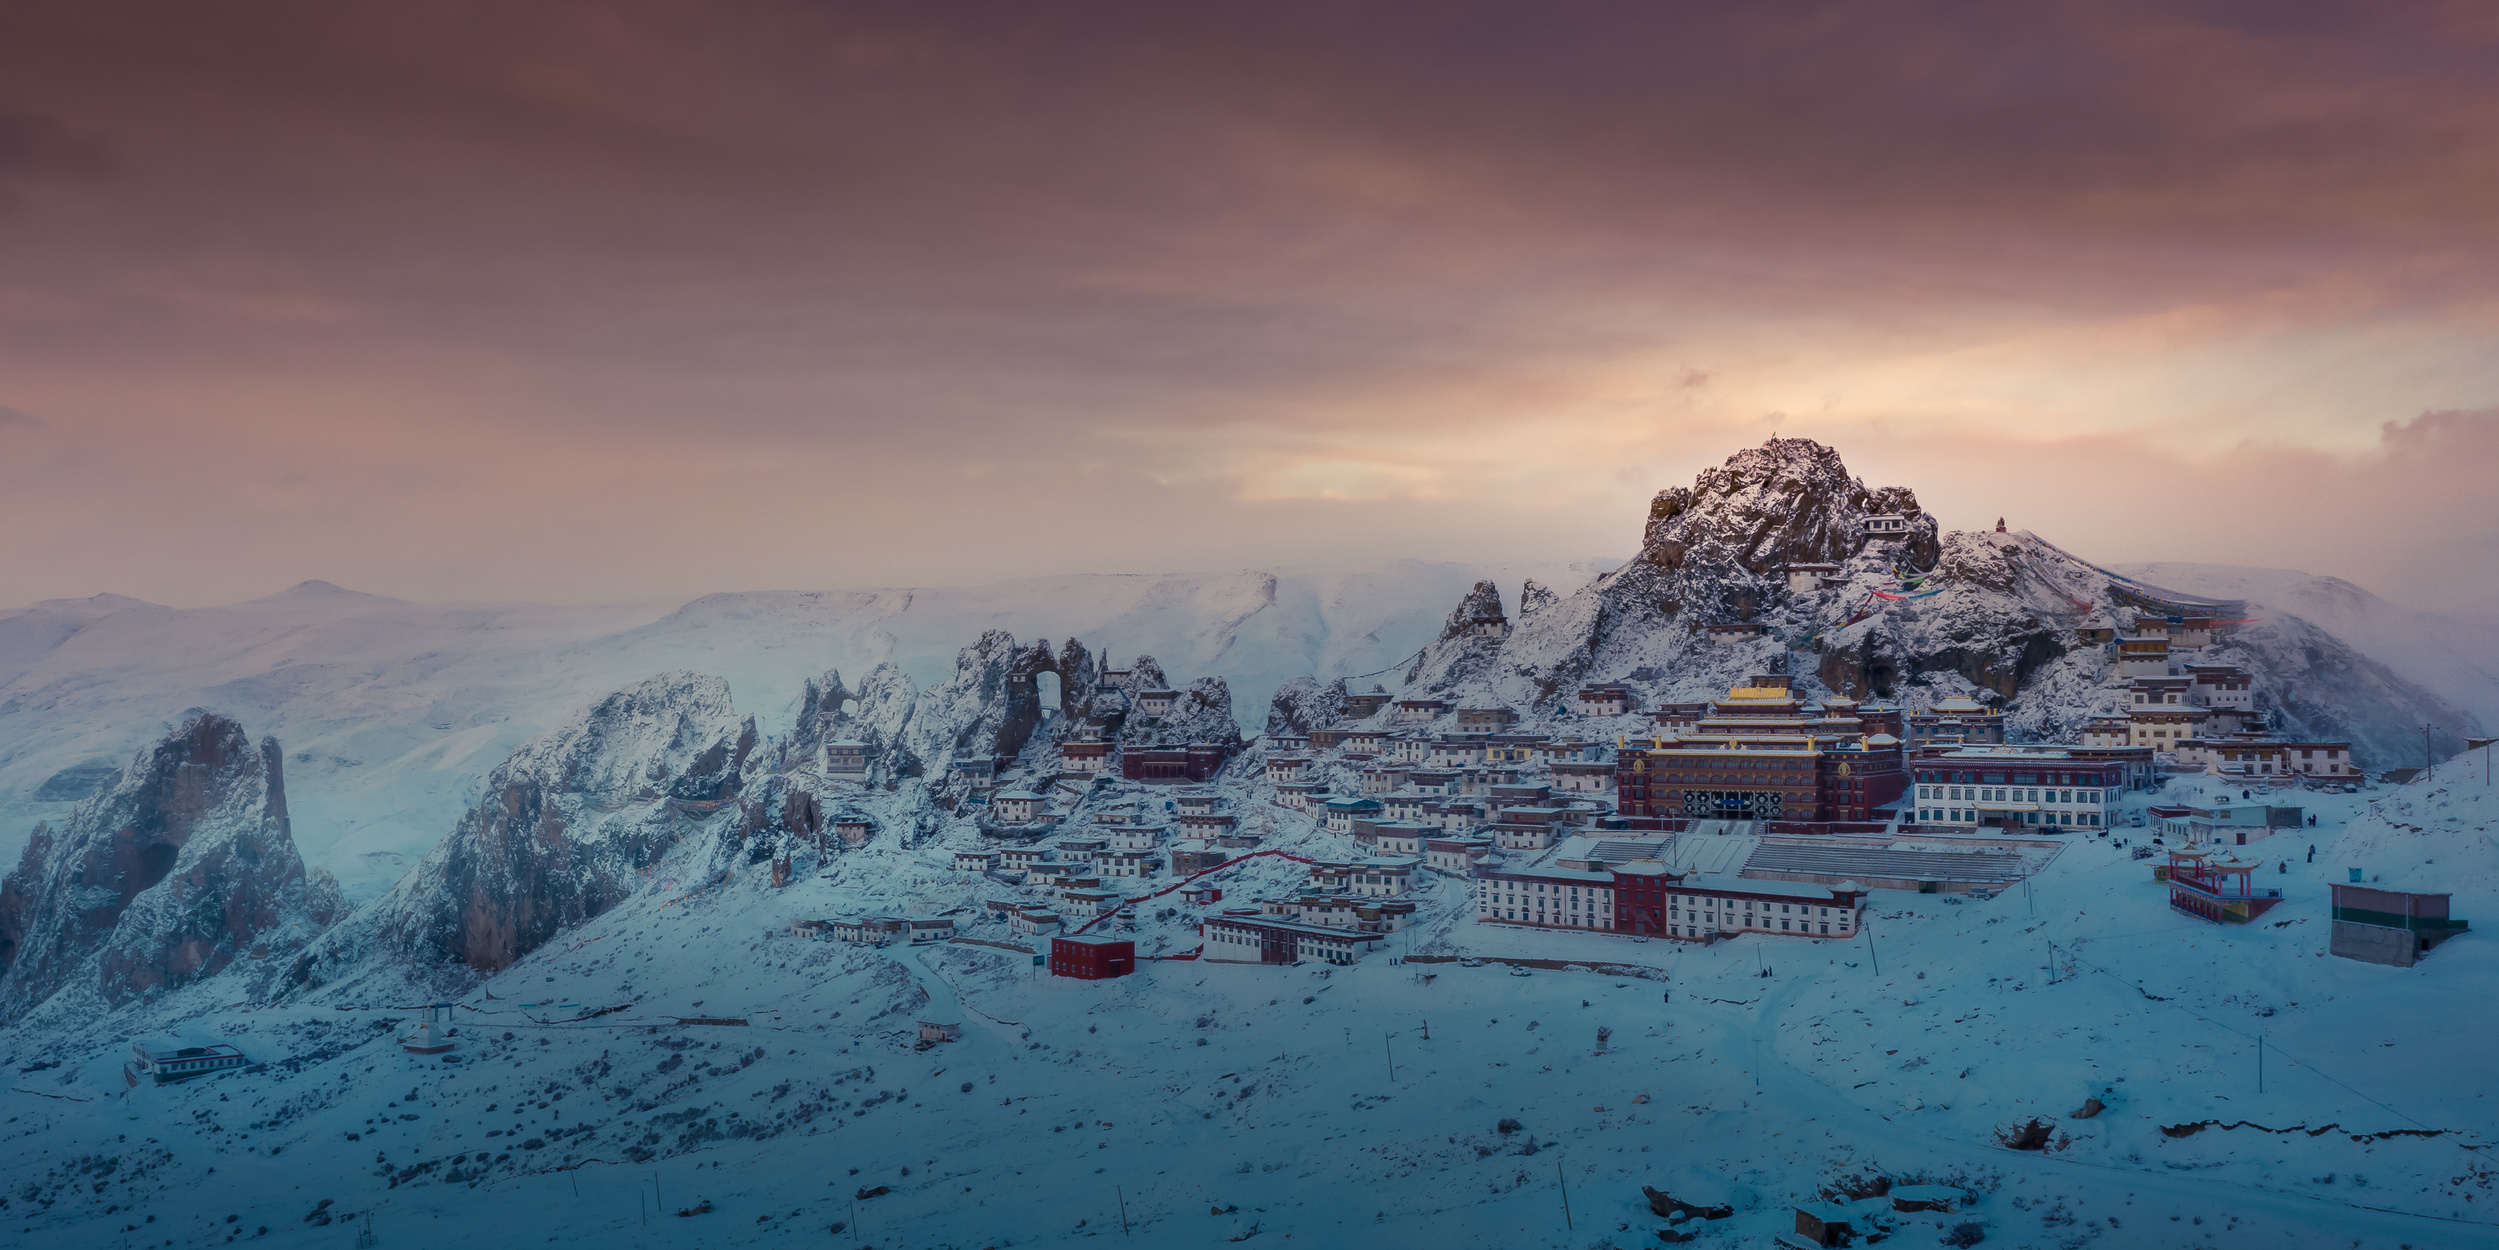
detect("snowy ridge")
[0,561,1592,895]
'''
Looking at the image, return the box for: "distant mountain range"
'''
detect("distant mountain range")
[2,442,2486,906]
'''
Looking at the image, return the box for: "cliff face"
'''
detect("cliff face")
[898,630,1098,773]
[297,672,758,981]
[0,712,338,1023]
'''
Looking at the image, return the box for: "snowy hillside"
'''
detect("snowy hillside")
[0,723,2490,1248]
[2113,561,2499,729]
[0,561,1600,897]
[1381,441,2473,773]
[2334,745,2499,904]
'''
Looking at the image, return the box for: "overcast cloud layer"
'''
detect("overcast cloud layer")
[2,2,2495,610]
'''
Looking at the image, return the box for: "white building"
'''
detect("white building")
[1201,913,1386,965]
[1098,850,1161,878]
[1103,825,1164,852]
[1321,796,1383,832]
[1473,866,1616,931]
[1479,864,1868,941]
[1272,781,1326,812]
[992,790,1046,823]
[1909,746,2126,831]
[1424,836,1493,875]
[1306,858,1417,897]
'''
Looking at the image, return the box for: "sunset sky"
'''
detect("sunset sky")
[3,2,2496,611]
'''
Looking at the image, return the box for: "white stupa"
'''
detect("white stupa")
[401,1004,455,1055]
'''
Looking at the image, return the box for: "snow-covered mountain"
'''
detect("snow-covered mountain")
[0,561,1599,898]
[2111,561,2499,730]
[1374,439,2475,770]
[3,438,2497,1246]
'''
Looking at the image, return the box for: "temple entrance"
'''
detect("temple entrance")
[1682,791,1785,819]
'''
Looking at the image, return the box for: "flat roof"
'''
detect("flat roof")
[1481,865,1616,884]
[1202,915,1389,941]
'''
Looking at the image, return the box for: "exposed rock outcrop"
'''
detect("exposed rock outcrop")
[900,631,1095,773]
[1265,676,1347,734]
[1123,676,1243,750]
[1519,579,1559,618]
[1404,581,1511,693]
[294,672,756,981]
[0,712,338,1023]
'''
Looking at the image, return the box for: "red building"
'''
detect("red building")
[2163,849,2283,925]
[1050,934,1135,979]
[1120,743,1235,784]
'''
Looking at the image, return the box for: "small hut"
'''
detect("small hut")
[402,1005,456,1055]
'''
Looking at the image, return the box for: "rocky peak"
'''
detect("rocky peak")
[1265,676,1347,734]
[0,712,337,1023]
[1404,581,1514,694]
[1519,579,1559,617]
[1127,655,1173,692]
[902,630,1087,773]
[1124,676,1242,749]
[786,669,850,766]
[1641,437,1936,593]
[1439,581,1508,641]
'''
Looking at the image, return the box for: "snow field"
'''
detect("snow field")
[7,764,2495,1249]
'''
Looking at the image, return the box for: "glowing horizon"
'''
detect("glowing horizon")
[2,3,2494,611]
